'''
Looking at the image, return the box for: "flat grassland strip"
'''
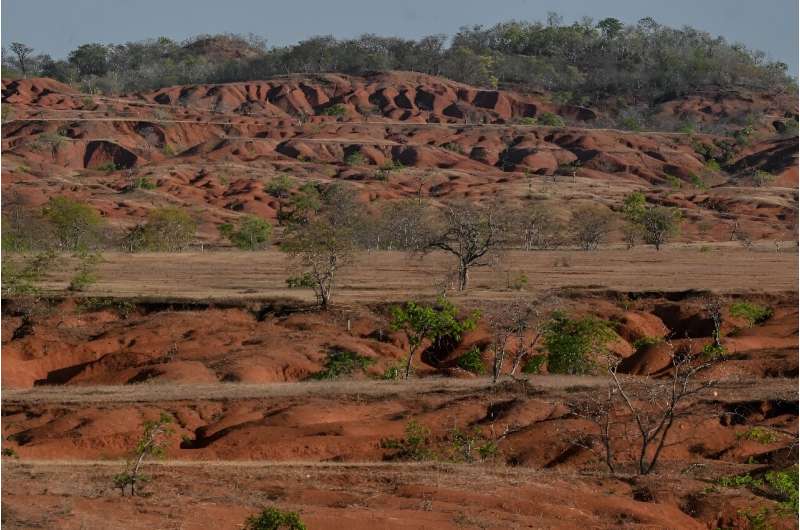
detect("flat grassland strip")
[38,248,798,302]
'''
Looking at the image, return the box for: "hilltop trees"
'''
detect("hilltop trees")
[8,16,792,108]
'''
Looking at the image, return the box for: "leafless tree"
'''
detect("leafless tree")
[487,296,559,381]
[701,295,725,347]
[570,205,615,250]
[570,342,717,475]
[515,203,565,250]
[422,201,511,290]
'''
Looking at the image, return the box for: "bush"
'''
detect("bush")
[244,507,306,530]
[320,103,348,117]
[537,112,565,127]
[68,252,102,292]
[381,420,433,461]
[127,207,196,252]
[97,162,118,173]
[737,426,779,444]
[632,336,662,353]
[543,312,615,374]
[41,196,104,251]
[285,273,315,289]
[441,142,464,154]
[456,346,485,374]
[729,301,773,326]
[517,117,537,125]
[310,349,374,380]
[344,150,366,166]
[219,215,272,250]
[521,354,546,374]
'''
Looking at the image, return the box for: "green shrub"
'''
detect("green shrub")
[665,174,682,189]
[320,103,348,117]
[68,252,102,292]
[537,112,565,127]
[752,170,775,187]
[162,144,176,156]
[447,427,499,462]
[632,336,662,353]
[286,273,315,289]
[344,150,366,166]
[132,176,157,190]
[41,196,104,251]
[441,142,464,154]
[219,215,272,250]
[517,117,537,125]
[1,447,18,458]
[702,342,727,360]
[310,349,374,380]
[126,207,196,252]
[244,507,306,530]
[729,301,773,326]
[456,346,485,374]
[521,355,546,374]
[97,162,118,173]
[689,173,707,190]
[75,297,136,318]
[381,363,403,380]
[379,159,404,171]
[507,272,528,290]
[765,467,799,513]
[381,420,433,461]
[737,427,779,444]
[543,311,615,374]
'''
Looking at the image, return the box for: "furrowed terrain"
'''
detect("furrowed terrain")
[2,71,798,529]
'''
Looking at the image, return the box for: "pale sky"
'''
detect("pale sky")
[2,0,798,75]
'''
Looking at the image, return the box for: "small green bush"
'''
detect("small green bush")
[381,420,433,461]
[456,346,485,374]
[286,273,315,289]
[320,103,348,117]
[344,151,366,166]
[689,173,707,190]
[729,301,773,326]
[521,355,546,374]
[537,112,565,127]
[765,467,799,513]
[702,342,727,360]
[665,174,682,189]
[310,349,374,380]
[517,117,537,125]
[632,336,662,353]
[219,215,272,250]
[244,507,306,530]
[447,427,499,462]
[97,161,118,173]
[2,448,18,458]
[737,426,779,444]
[543,312,615,374]
[441,142,464,154]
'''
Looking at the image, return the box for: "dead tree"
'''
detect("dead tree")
[570,341,717,475]
[423,201,510,291]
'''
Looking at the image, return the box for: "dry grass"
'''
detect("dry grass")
[35,247,798,303]
[4,375,794,406]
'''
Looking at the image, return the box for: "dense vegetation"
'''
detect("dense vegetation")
[3,13,793,105]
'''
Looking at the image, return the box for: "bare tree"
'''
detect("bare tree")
[701,295,725,348]
[423,201,510,290]
[515,203,565,250]
[9,42,34,76]
[569,205,615,250]
[570,342,717,475]
[282,217,356,309]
